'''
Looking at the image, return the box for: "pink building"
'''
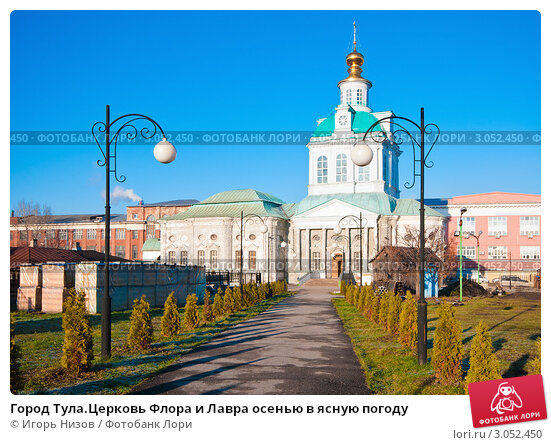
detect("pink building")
[427,192,541,282]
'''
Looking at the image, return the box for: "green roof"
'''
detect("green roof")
[142,238,160,251]
[164,189,290,220]
[312,108,384,137]
[293,193,444,217]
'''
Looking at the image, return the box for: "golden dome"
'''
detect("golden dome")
[338,23,371,86]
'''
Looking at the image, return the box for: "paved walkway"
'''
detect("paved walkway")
[130,283,370,395]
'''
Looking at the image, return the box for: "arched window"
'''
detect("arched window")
[336,154,347,182]
[146,215,156,222]
[358,165,370,182]
[345,89,352,104]
[356,89,363,105]
[146,214,156,239]
[317,156,328,184]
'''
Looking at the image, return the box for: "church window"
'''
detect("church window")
[248,251,257,270]
[358,165,370,182]
[210,250,218,269]
[317,156,328,183]
[356,89,363,105]
[235,250,242,269]
[336,154,347,182]
[197,250,205,267]
[345,89,352,104]
[312,252,321,270]
[180,250,188,265]
[353,251,361,271]
[168,251,176,264]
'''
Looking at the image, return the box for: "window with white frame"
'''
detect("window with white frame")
[74,229,83,240]
[336,153,347,182]
[132,245,138,260]
[115,228,125,240]
[168,251,176,264]
[488,246,507,260]
[358,165,370,182]
[317,156,328,184]
[210,250,218,269]
[46,230,56,240]
[59,229,68,240]
[458,216,476,234]
[115,245,125,258]
[353,251,361,271]
[345,89,352,104]
[180,251,188,265]
[520,246,540,259]
[248,251,257,270]
[312,252,321,270]
[87,229,97,240]
[132,230,139,239]
[356,89,363,105]
[520,216,539,236]
[488,216,507,236]
[457,246,476,259]
[197,250,205,267]
[235,250,242,269]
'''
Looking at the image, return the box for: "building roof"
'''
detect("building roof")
[10,247,127,266]
[292,193,444,217]
[448,192,541,205]
[164,189,290,220]
[142,238,161,251]
[13,214,126,225]
[312,107,384,137]
[139,199,199,207]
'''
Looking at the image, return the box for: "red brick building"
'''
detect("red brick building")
[9,199,197,261]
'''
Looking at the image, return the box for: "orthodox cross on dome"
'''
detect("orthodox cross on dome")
[353,21,357,51]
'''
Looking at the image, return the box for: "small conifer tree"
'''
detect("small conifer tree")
[10,315,22,393]
[465,321,501,393]
[61,288,94,373]
[127,295,154,351]
[358,286,368,313]
[371,294,381,324]
[223,286,234,314]
[378,292,390,328]
[353,286,360,309]
[387,293,401,336]
[212,287,224,318]
[202,289,215,323]
[432,302,464,384]
[160,292,181,337]
[527,337,541,375]
[398,291,417,350]
[183,293,200,330]
[232,286,243,312]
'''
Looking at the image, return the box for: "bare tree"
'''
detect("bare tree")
[13,200,53,247]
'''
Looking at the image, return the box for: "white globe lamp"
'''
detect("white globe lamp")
[154,137,177,164]
[334,225,342,235]
[351,140,373,167]
[280,241,287,248]
[260,224,268,234]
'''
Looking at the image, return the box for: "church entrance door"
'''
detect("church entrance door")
[331,253,343,278]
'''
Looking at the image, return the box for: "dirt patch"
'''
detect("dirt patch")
[438,280,489,297]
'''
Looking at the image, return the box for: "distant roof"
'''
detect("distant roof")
[448,192,540,205]
[142,238,161,251]
[10,247,127,267]
[200,189,285,205]
[13,214,127,224]
[140,199,199,207]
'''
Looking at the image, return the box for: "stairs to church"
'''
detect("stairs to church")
[303,278,340,288]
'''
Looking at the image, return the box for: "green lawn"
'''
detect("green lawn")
[333,295,540,395]
[13,293,289,395]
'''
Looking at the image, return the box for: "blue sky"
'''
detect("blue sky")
[10,10,541,214]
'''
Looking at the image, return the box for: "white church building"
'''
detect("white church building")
[159,38,446,285]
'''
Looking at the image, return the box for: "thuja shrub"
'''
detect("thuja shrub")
[432,302,464,384]
[398,291,417,350]
[202,289,215,323]
[212,287,224,318]
[357,286,368,313]
[387,293,402,336]
[353,286,361,309]
[378,292,390,328]
[160,292,181,337]
[527,337,541,375]
[10,315,22,393]
[127,295,154,351]
[465,321,501,393]
[371,294,381,324]
[183,293,200,330]
[223,286,234,314]
[339,280,346,295]
[232,286,243,312]
[364,286,376,320]
[61,288,94,373]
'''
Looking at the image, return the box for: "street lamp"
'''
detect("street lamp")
[334,213,367,286]
[464,230,484,284]
[454,207,468,302]
[267,235,286,284]
[237,211,267,287]
[350,107,440,366]
[92,105,176,359]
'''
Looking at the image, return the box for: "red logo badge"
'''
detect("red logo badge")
[468,375,547,428]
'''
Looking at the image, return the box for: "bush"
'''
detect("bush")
[378,292,390,328]
[358,286,368,313]
[212,288,224,318]
[387,293,401,336]
[432,302,464,384]
[160,292,181,337]
[465,321,501,393]
[127,295,154,351]
[183,293,200,330]
[371,294,381,324]
[398,291,417,350]
[232,286,243,312]
[61,288,94,373]
[202,289,215,323]
[223,286,234,314]
[364,286,376,320]
[353,286,360,309]
[527,337,541,375]
[10,315,22,393]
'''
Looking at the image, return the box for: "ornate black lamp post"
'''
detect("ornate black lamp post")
[334,213,367,285]
[237,211,268,287]
[351,107,440,365]
[92,105,176,359]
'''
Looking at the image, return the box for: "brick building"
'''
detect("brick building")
[9,199,197,261]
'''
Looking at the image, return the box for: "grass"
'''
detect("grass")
[333,295,540,395]
[13,293,289,395]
